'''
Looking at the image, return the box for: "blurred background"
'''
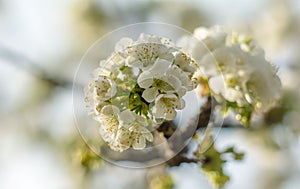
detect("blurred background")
[1,0,300,188]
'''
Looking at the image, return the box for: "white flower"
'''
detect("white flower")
[84,75,117,115]
[85,33,202,151]
[137,59,186,102]
[97,105,153,152]
[166,64,196,91]
[193,26,227,51]
[177,35,208,63]
[177,26,227,64]
[119,110,153,150]
[173,52,197,75]
[116,34,175,70]
[136,58,197,121]
[152,94,185,121]
[97,105,120,140]
[240,52,281,111]
[93,52,126,77]
[207,45,280,112]
[108,126,132,152]
[177,27,281,113]
[97,105,133,152]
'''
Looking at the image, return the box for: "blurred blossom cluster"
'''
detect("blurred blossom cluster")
[179,26,281,125]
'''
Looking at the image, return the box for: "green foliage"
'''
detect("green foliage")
[80,147,102,173]
[129,84,149,116]
[224,101,253,127]
[194,132,244,188]
[149,174,174,189]
[223,147,245,161]
[68,139,102,174]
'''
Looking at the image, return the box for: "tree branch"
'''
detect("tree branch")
[0,45,73,87]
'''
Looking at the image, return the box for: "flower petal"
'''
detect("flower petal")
[119,110,135,123]
[174,98,185,110]
[165,108,176,120]
[139,127,153,142]
[209,75,225,95]
[125,56,143,68]
[132,135,146,150]
[100,105,120,116]
[148,59,172,75]
[137,71,154,88]
[115,37,133,51]
[160,75,181,92]
[152,97,166,119]
[142,87,159,102]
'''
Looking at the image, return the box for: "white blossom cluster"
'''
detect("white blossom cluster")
[97,105,153,151]
[84,28,281,151]
[84,34,198,151]
[178,26,281,123]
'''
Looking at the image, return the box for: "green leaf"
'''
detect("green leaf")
[194,131,244,188]
[224,100,253,127]
[149,174,174,189]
